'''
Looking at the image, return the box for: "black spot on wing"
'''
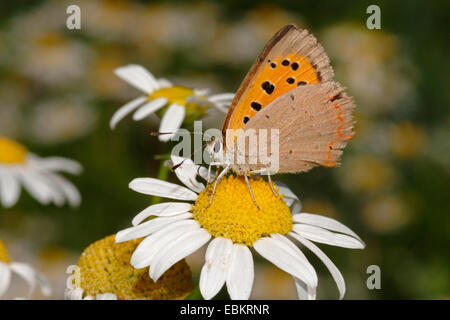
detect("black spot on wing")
[261,81,275,94]
[251,101,262,111]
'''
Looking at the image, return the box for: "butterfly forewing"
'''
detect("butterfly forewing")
[222,24,334,136]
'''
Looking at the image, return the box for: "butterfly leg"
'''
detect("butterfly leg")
[266,170,278,197]
[207,162,221,183]
[208,165,230,207]
[214,165,220,180]
[244,174,260,209]
[207,163,212,183]
[248,168,278,197]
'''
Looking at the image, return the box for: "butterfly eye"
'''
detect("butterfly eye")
[214,142,222,153]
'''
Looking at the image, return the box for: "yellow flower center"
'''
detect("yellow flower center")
[193,175,293,246]
[36,31,66,47]
[150,86,195,106]
[75,234,193,300]
[0,240,11,263]
[0,137,27,164]
[151,86,212,123]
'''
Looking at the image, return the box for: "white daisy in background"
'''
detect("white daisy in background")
[110,64,234,142]
[0,136,82,208]
[116,156,365,300]
[0,239,51,299]
[27,97,97,146]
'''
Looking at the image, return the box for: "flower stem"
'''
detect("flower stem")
[185,285,203,300]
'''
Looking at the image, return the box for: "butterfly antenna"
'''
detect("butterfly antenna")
[171,159,186,172]
[149,130,213,171]
[170,141,210,172]
[150,132,175,136]
[150,130,206,137]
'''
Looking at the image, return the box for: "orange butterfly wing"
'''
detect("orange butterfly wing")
[222,24,334,136]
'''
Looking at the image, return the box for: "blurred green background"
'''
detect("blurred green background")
[0,0,448,299]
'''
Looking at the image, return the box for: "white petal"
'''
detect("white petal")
[158,104,185,142]
[208,93,235,102]
[293,224,365,249]
[158,78,172,88]
[24,170,66,207]
[150,228,211,281]
[16,168,54,205]
[270,233,316,277]
[130,219,201,269]
[30,155,82,175]
[294,277,316,300]
[171,155,205,193]
[45,173,81,207]
[110,96,147,129]
[129,65,161,90]
[226,244,254,300]
[193,89,210,96]
[96,293,117,300]
[116,212,192,243]
[277,184,302,213]
[290,232,346,299]
[211,102,229,113]
[293,213,364,244]
[133,97,168,121]
[129,178,198,201]
[0,262,12,298]
[10,262,37,299]
[0,168,21,208]
[66,287,84,300]
[200,238,233,300]
[253,236,317,288]
[36,272,51,296]
[114,65,158,93]
[132,202,192,226]
[197,166,210,181]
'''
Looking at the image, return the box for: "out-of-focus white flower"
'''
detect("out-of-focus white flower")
[321,23,415,116]
[209,5,304,65]
[6,2,91,87]
[0,239,51,299]
[12,31,90,87]
[110,65,234,142]
[27,98,97,145]
[0,136,82,208]
[362,194,411,233]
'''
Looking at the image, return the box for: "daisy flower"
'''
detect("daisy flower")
[0,136,82,208]
[0,239,51,299]
[110,64,234,142]
[65,234,193,300]
[115,156,365,300]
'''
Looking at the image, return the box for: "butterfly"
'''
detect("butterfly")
[203,24,355,206]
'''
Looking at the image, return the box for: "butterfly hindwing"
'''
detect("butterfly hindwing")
[243,82,355,173]
[222,24,334,136]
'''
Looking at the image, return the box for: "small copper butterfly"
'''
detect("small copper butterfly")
[205,24,355,205]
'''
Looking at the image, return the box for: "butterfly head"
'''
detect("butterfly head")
[206,136,225,164]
